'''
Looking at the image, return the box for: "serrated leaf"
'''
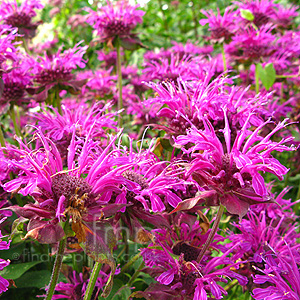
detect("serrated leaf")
[240,9,254,21]
[0,261,42,280]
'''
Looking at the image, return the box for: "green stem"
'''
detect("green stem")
[158,0,168,31]
[196,205,225,263]
[296,179,300,201]
[44,238,66,300]
[276,74,299,79]
[55,86,62,115]
[255,64,260,94]
[116,38,123,128]
[9,104,21,137]
[0,126,5,148]
[22,37,30,54]
[221,43,227,73]
[120,252,141,274]
[83,262,102,300]
[127,261,144,287]
[191,1,199,40]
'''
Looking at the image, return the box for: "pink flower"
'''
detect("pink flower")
[0,0,43,38]
[0,218,10,295]
[200,7,237,42]
[174,113,296,217]
[86,0,144,47]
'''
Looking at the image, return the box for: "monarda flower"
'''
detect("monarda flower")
[77,68,116,100]
[86,0,145,48]
[51,266,120,299]
[225,24,275,63]
[32,101,117,163]
[174,113,295,217]
[0,25,19,65]
[199,7,237,43]
[29,42,88,102]
[139,213,247,299]
[0,56,33,109]
[143,53,212,83]
[0,217,10,295]
[144,75,269,137]
[226,205,300,292]
[0,0,43,38]
[1,128,137,244]
[252,249,300,300]
[235,0,277,27]
[272,3,299,29]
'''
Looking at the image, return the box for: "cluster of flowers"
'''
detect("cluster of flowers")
[0,0,299,299]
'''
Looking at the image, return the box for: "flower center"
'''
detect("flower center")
[172,241,201,261]
[35,68,72,85]
[51,173,92,203]
[105,19,131,36]
[1,82,25,102]
[5,12,31,27]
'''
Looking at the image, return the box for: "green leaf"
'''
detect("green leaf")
[14,270,51,288]
[160,138,173,152]
[0,261,42,280]
[240,9,254,21]
[257,63,276,90]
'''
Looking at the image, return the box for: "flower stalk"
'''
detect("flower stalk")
[9,104,21,137]
[116,37,123,128]
[196,204,225,263]
[221,43,227,73]
[55,85,63,115]
[83,262,102,300]
[44,238,67,300]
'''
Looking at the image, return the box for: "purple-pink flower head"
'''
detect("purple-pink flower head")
[226,204,300,293]
[30,42,88,101]
[1,128,136,244]
[226,24,275,63]
[252,248,300,300]
[174,114,296,217]
[32,101,117,162]
[141,214,247,299]
[96,50,118,68]
[272,3,299,29]
[0,217,10,295]
[0,55,33,108]
[77,68,116,100]
[51,266,119,299]
[235,0,277,27]
[0,0,43,38]
[86,0,144,46]
[199,7,237,43]
[143,53,213,83]
[145,74,269,137]
[0,25,19,65]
